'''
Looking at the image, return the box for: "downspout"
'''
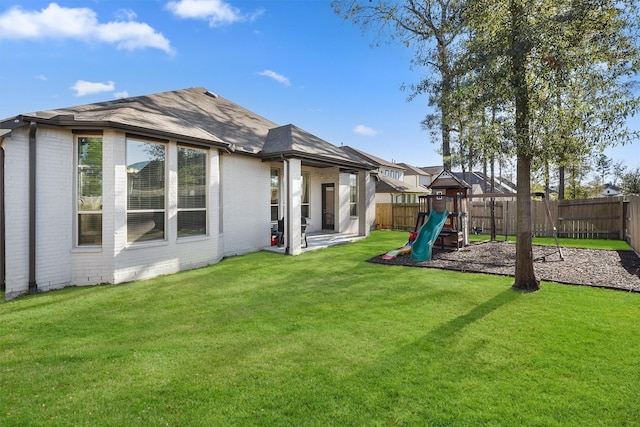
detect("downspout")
[0,137,5,292]
[28,122,37,294]
[284,158,291,255]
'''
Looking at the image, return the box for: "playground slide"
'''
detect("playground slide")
[381,243,413,260]
[411,210,449,262]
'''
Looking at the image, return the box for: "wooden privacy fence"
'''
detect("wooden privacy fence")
[377,196,631,241]
[375,203,419,231]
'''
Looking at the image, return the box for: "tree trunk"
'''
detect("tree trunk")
[490,154,496,241]
[544,160,550,200]
[514,154,539,291]
[441,54,453,171]
[510,0,539,292]
[558,165,565,200]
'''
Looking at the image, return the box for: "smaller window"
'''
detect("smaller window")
[178,147,207,237]
[77,136,102,245]
[349,174,358,217]
[271,168,280,221]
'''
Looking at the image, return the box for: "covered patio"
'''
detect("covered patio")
[264,231,365,254]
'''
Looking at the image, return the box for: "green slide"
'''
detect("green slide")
[411,210,449,262]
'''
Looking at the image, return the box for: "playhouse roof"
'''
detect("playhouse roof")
[429,170,472,190]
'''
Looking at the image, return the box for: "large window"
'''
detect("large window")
[127,139,166,243]
[270,168,280,221]
[349,173,358,217]
[301,172,310,218]
[77,136,102,245]
[178,146,207,237]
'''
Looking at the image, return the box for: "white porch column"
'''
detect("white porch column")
[358,169,371,237]
[284,158,302,255]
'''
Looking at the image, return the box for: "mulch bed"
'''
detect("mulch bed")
[368,241,640,292]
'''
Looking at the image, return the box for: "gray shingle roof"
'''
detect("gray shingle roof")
[397,162,430,176]
[3,87,372,170]
[262,124,373,169]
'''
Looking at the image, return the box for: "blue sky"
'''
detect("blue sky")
[0,1,638,174]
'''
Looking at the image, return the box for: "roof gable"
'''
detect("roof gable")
[262,124,373,169]
[16,87,279,151]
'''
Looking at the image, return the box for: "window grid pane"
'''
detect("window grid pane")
[127,212,165,243]
[78,213,102,245]
[178,210,207,237]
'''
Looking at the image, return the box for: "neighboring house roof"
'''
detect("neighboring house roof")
[397,162,430,177]
[1,87,372,171]
[601,183,621,196]
[342,146,402,170]
[376,174,428,194]
[420,165,444,176]
[452,171,516,194]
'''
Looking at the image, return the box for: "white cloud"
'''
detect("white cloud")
[258,70,291,86]
[36,74,48,81]
[166,0,263,27]
[114,91,129,99]
[353,125,378,136]
[115,8,137,21]
[0,3,173,53]
[70,80,115,97]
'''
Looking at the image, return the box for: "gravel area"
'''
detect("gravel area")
[369,241,640,292]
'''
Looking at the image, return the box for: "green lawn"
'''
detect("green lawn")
[1,231,639,426]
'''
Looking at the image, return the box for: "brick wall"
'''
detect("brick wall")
[220,153,270,256]
[3,127,30,299]
[34,127,73,291]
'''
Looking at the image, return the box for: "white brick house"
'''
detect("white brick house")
[0,87,375,300]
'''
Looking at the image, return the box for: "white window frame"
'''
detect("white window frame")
[270,168,281,221]
[177,145,208,238]
[349,173,358,217]
[126,138,167,244]
[75,135,103,247]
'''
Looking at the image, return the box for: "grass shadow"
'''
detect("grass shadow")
[424,287,521,343]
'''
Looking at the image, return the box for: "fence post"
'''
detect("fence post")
[620,196,624,241]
